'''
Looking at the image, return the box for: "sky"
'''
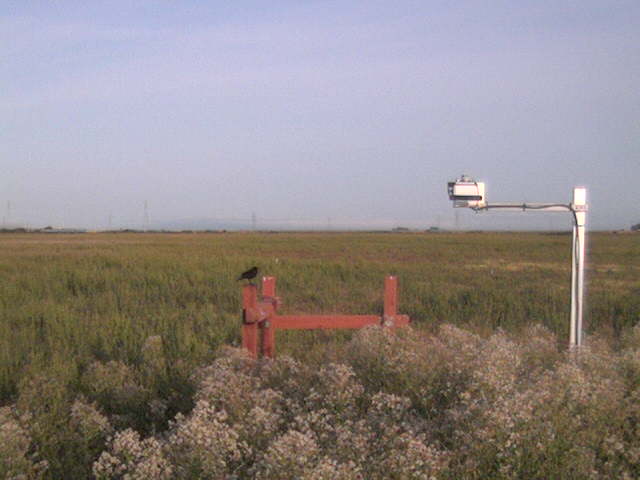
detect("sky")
[1,0,639,230]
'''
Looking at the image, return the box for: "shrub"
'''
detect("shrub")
[167,401,245,478]
[17,374,110,478]
[0,406,48,479]
[93,429,172,480]
[6,323,638,479]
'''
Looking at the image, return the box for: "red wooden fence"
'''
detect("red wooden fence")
[241,275,410,358]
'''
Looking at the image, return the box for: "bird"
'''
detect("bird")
[237,266,258,283]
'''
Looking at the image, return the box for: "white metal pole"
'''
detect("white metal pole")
[570,221,578,346]
[577,220,586,346]
[571,187,587,347]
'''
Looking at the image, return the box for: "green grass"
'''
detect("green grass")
[0,231,638,403]
[0,231,638,478]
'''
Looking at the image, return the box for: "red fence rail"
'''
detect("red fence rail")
[241,275,410,358]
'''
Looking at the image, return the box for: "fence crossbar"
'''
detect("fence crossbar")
[241,275,409,358]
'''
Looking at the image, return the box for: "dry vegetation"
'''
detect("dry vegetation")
[0,231,638,478]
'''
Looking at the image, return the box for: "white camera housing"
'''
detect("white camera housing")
[447,175,486,208]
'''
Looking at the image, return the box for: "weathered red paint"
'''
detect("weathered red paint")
[273,314,383,330]
[241,284,259,358]
[384,275,397,317]
[241,275,410,359]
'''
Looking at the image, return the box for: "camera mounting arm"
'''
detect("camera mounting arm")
[471,202,572,213]
[447,175,587,348]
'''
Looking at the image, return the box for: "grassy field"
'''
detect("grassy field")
[0,231,638,401]
[0,231,638,478]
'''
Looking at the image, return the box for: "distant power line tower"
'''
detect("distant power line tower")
[251,212,257,231]
[143,201,149,231]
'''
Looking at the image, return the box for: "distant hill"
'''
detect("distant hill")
[155,218,252,231]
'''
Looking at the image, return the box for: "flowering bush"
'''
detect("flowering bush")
[9,325,640,478]
[93,429,172,480]
[90,326,640,478]
[0,407,48,479]
[166,401,245,478]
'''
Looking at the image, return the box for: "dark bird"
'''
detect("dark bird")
[237,266,258,282]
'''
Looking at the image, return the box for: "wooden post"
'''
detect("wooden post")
[241,274,409,359]
[262,276,276,298]
[261,276,276,358]
[242,284,258,358]
[383,276,397,326]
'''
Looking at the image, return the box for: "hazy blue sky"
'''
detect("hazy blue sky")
[2,1,639,230]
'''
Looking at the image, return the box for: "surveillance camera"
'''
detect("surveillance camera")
[447,175,486,209]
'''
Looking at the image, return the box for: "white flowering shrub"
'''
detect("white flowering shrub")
[192,347,259,423]
[304,457,362,480]
[0,323,621,479]
[70,397,113,448]
[254,429,319,479]
[93,429,172,480]
[166,400,245,478]
[0,406,48,479]
[90,325,640,478]
[235,389,287,452]
[16,373,113,478]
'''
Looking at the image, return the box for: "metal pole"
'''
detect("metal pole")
[576,219,586,346]
[570,187,587,347]
[570,221,578,346]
